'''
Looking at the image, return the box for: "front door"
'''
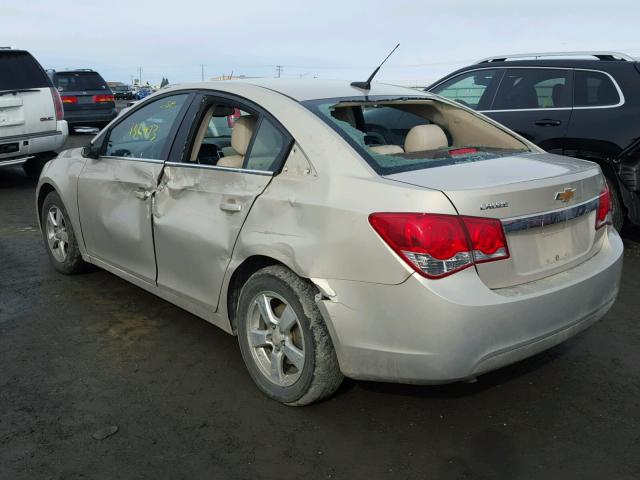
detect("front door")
[484,67,573,154]
[77,93,191,282]
[153,95,292,310]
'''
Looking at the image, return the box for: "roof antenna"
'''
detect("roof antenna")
[351,43,400,91]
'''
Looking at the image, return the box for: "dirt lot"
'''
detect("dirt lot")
[1,133,640,479]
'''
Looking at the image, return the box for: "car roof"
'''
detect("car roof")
[164,79,431,102]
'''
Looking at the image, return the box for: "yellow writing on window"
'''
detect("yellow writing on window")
[129,122,160,141]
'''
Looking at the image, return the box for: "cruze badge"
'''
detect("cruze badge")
[555,187,576,203]
[480,201,509,211]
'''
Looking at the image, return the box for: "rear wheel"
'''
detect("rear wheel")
[236,266,343,405]
[41,191,88,274]
[606,176,624,231]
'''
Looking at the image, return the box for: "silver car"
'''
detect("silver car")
[36,80,623,405]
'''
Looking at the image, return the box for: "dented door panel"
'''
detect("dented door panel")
[153,164,272,309]
[77,157,164,282]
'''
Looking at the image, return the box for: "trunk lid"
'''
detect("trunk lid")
[385,152,606,288]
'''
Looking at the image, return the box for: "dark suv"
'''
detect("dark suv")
[48,69,117,130]
[428,52,640,230]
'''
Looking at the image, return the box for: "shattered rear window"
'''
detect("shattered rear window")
[303,96,531,175]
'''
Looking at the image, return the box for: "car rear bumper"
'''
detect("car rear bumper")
[317,227,623,384]
[64,108,117,126]
[0,121,68,166]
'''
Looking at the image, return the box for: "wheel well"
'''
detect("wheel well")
[226,256,286,333]
[36,183,56,223]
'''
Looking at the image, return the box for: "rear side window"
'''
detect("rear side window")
[0,51,50,90]
[493,68,571,110]
[574,70,620,107]
[244,118,288,171]
[54,72,108,92]
[431,70,498,110]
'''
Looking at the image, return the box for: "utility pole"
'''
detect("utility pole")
[201,64,205,81]
[138,66,143,86]
[275,65,283,78]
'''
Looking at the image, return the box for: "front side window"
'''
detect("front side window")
[304,96,531,175]
[105,94,188,159]
[493,68,571,110]
[574,70,620,107]
[430,70,498,110]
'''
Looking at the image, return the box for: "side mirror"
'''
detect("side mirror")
[81,143,101,159]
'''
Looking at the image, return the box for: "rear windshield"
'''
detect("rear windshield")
[54,72,109,92]
[0,50,51,90]
[303,96,531,175]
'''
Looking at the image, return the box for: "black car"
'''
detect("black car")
[112,84,134,100]
[427,52,640,230]
[48,69,117,130]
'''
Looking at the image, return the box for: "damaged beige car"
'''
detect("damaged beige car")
[36,80,623,405]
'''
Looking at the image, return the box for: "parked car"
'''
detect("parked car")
[135,87,152,100]
[36,80,622,405]
[0,47,68,177]
[427,51,640,231]
[48,69,117,130]
[112,84,134,100]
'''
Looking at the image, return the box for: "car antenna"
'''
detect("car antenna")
[351,43,400,91]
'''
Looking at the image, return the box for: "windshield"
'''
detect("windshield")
[54,72,109,92]
[303,96,531,175]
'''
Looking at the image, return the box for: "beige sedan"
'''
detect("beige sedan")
[36,80,623,405]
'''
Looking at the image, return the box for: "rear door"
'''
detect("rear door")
[77,93,192,283]
[484,67,573,154]
[152,93,292,310]
[0,50,55,150]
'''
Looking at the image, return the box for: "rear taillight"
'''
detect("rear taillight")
[61,95,77,104]
[596,182,611,229]
[50,87,64,121]
[369,213,509,279]
[93,94,114,103]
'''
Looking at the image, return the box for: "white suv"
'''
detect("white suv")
[0,48,68,177]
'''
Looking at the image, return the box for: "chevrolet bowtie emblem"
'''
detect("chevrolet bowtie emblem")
[555,187,576,203]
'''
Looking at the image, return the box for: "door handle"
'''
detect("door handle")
[220,200,242,213]
[535,119,562,126]
[135,189,152,200]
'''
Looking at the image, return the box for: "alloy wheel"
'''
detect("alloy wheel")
[46,205,69,262]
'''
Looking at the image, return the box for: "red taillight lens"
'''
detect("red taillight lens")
[596,182,611,229]
[50,87,64,121]
[93,94,114,103]
[462,216,509,263]
[61,95,77,104]
[369,213,509,279]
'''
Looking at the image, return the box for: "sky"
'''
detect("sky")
[2,0,639,87]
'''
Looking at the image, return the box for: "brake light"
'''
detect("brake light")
[50,87,64,121]
[93,94,114,103]
[369,213,509,279]
[61,95,77,104]
[596,182,611,229]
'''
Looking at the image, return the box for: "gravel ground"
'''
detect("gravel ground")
[1,133,639,479]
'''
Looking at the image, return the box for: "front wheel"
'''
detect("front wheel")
[236,266,343,406]
[40,191,88,274]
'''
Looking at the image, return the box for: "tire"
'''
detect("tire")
[236,265,343,406]
[23,152,56,179]
[40,191,88,275]
[606,176,624,231]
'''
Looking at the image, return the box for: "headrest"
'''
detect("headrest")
[231,116,257,156]
[404,124,448,153]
